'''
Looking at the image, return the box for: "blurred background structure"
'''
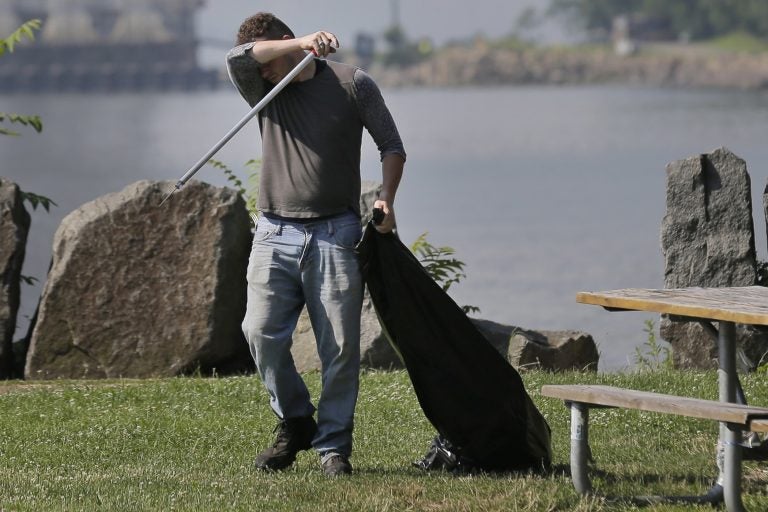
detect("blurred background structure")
[3,0,768,370]
[0,0,217,92]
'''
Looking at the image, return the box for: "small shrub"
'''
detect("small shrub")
[208,158,260,220]
[634,319,672,371]
[410,233,479,315]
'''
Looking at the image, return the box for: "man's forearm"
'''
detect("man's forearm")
[249,39,303,63]
[249,32,339,63]
[372,154,404,233]
[379,154,405,205]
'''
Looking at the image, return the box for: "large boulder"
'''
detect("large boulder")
[25,180,253,379]
[0,178,30,378]
[660,147,764,370]
[472,319,599,371]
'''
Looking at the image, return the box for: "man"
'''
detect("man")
[226,13,406,476]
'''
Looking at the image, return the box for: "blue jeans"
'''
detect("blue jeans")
[242,211,364,457]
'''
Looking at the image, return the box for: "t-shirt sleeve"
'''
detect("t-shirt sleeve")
[226,42,270,107]
[353,68,406,162]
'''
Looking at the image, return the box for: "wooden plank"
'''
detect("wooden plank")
[748,419,768,433]
[576,287,768,326]
[541,385,768,425]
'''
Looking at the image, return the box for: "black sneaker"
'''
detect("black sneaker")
[254,416,317,471]
[321,453,353,476]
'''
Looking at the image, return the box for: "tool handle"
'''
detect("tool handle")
[175,51,317,188]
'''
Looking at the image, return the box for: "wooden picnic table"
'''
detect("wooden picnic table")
[572,286,768,511]
[577,286,768,326]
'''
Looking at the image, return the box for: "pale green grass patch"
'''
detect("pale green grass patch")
[0,370,767,510]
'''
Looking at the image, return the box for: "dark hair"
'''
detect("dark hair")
[236,12,295,45]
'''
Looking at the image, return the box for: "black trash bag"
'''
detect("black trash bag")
[413,435,478,474]
[356,224,552,473]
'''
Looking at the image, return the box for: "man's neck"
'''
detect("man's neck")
[295,56,316,82]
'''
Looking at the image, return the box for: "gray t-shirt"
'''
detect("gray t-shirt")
[226,43,406,218]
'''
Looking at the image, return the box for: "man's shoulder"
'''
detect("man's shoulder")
[325,59,361,83]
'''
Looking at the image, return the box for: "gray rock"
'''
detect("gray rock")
[25,180,253,379]
[661,147,756,288]
[0,178,30,378]
[660,147,765,369]
[472,319,599,371]
[663,321,764,371]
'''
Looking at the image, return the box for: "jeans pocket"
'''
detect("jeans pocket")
[332,222,362,250]
[253,220,278,243]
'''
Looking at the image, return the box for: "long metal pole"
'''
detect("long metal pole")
[159,51,316,205]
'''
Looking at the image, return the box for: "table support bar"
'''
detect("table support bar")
[718,321,746,512]
[569,402,592,495]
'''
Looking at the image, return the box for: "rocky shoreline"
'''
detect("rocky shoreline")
[0,178,599,380]
[367,45,768,90]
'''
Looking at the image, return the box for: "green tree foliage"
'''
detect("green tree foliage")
[0,19,40,56]
[410,233,480,315]
[2,19,56,213]
[410,233,467,292]
[0,113,43,137]
[20,191,57,212]
[548,0,768,41]
[2,21,58,221]
[207,158,260,219]
[381,24,432,67]
[1,20,43,137]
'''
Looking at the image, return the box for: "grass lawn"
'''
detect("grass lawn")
[1,369,768,511]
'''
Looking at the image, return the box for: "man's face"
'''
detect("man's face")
[255,34,296,85]
[259,54,293,84]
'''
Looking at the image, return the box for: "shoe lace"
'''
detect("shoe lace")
[272,420,292,446]
[322,453,347,466]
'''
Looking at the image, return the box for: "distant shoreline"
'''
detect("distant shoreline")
[365,44,768,91]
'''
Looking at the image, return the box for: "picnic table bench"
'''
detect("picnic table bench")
[541,286,768,512]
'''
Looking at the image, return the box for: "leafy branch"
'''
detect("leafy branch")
[411,233,466,291]
[0,113,43,137]
[21,191,57,212]
[207,158,261,220]
[207,159,243,193]
[410,233,480,315]
[2,20,43,136]
[2,19,55,290]
[0,19,40,56]
[19,275,38,286]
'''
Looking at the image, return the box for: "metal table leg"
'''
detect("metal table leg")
[718,321,746,512]
[564,320,749,509]
[569,402,592,495]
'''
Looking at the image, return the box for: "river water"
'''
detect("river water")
[4,84,768,370]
